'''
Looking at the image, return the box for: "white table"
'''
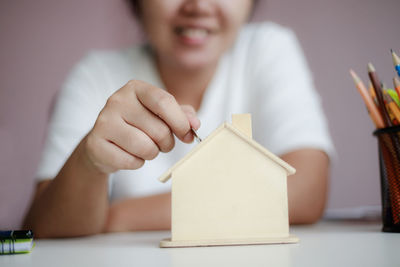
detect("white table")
[2,220,399,267]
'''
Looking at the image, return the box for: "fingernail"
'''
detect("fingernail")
[193,117,201,130]
[183,131,193,143]
[188,116,200,130]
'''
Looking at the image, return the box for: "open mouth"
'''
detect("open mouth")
[174,26,211,45]
[175,27,209,38]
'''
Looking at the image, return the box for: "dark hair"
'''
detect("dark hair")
[126,0,141,18]
[126,0,259,19]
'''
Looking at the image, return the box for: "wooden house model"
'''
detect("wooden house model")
[159,114,298,247]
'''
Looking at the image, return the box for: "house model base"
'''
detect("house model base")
[160,235,299,248]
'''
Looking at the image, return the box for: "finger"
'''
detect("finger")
[133,81,192,142]
[120,97,175,153]
[181,105,201,130]
[108,118,160,161]
[90,138,145,172]
[180,105,199,143]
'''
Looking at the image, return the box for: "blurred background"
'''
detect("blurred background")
[1,0,400,228]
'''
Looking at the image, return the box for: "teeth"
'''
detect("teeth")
[180,28,208,39]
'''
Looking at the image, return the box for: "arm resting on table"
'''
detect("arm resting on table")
[23,140,110,238]
[104,149,330,232]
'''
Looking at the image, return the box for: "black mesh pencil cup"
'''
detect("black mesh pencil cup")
[374,126,400,232]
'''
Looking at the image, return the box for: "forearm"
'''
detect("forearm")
[104,192,171,232]
[282,149,330,224]
[24,140,110,238]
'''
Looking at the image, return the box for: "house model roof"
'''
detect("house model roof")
[159,122,296,183]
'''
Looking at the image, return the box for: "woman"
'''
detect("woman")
[24,0,333,237]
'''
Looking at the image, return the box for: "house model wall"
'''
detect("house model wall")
[159,114,298,247]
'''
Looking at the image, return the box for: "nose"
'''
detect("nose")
[180,0,214,17]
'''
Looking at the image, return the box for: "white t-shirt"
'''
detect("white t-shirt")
[36,22,334,202]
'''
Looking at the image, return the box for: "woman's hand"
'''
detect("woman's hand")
[24,80,200,238]
[83,79,200,174]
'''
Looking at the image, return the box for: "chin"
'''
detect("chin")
[174,51,220,71]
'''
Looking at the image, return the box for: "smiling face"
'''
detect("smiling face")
[139,0,253,71]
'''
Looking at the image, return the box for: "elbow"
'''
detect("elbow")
[22,219,51,239]
[290,200,326,225]
[299,209,324,225]
[23,216,105,239]
[289,193,327,225]
[290,209,324,225]
[33,225,104,239]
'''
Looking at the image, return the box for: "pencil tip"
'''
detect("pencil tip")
[394,76,400,87]
[392,50,400,65]
[368,62,375,72]
[349,69,359,83]
[391,48,394,53]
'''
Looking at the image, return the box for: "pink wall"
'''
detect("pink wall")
[1,0,399,228]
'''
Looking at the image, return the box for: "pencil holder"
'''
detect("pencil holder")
[374,126,400,233]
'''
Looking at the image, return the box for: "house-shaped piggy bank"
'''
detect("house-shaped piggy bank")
[159,114,298,247]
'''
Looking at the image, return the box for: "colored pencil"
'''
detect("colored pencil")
[384,92,400,125]
[368,63,393,127]
[350,69,385,128]
[394,76,400,99]
[386,89,400,107]
[392,49,400,77]
[369,81,378,106]
[351,53,400,225]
